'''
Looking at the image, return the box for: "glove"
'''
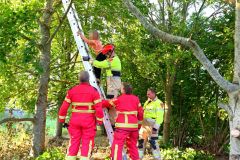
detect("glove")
[89,58,94,64]
[63,123,69,128]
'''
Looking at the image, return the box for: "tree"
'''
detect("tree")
[32,0,54,156]
[123,0,240,158]
[0,0,74,156]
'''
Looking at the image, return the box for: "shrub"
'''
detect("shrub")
[162,147,214,160]
[36,147,65,160]
[0,122,32,160]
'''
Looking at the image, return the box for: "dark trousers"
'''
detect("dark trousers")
[93,53,106,79]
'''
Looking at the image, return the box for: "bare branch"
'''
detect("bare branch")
[158,0,165,26]
[12,64,38,76]
[218,102,233,117]
[205,4,227,21]
[19,32,33,41]
[19,32,41,49]
[217,135,230,154]
[47,0,73,44]
[50,79,73,84]
[197,0,206,16]
[51,60,82,70]
[0,117,35,125]
[122,0,239,93]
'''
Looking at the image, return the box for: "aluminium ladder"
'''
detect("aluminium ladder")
[61,0,127,159]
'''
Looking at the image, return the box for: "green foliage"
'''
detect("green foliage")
[162,148,214,160]
[0,0,42,113]
[0,0,236,158]
[34,147,214,160]
[0,122,32,160]
[35,147,65,160]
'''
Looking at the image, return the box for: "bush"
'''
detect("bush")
[0,122,32,160]
[36,147,65,160]
[162,148,214,160]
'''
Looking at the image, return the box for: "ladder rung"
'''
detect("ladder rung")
[62,1,127,159]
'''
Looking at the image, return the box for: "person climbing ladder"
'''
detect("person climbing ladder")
[77,30,106,84]
[90,44,122,126]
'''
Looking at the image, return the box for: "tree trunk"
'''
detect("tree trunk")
[163,67,176,143]
[228,92,240,159]
[55,120,63,137]
[55,83,66,138]
[163,86,172,143]
[229,1,240,159]
[122,0,240,158]
[233,1,240,84]
[32,0,53,157]
[55,92,66,138]
[55,35,72,137]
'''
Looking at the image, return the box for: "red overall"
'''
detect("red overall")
[103,94,144,160]
[58,82,103,160]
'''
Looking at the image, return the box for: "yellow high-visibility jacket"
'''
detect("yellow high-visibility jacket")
[143,97,164,129]
[93,56,121,77]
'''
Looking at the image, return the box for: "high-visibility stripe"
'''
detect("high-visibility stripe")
[59,116,66,119]
[65,98,71,103]
[157,108,164,111]
[114,144,118,160]
[94,99,101,104]
[115,123,138,128]
[109,100,116,107]
[71,102,93,106]
[88,140,92,158]
[117,111,137,115]
[138,121,143,124]
[66,136,72,158]
[72,109,95,113]
[80,156,89,160]
[116,111,138,124]
[65,155,77,160]
[96,117,103,121]
[125,114,128,123]
[151,134,158,137]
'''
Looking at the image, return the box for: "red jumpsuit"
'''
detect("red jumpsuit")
[103,94,144,160]
[58,82,103,160]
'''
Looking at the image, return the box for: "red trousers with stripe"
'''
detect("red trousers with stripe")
[111,129,140,160]
[67,124,96,158]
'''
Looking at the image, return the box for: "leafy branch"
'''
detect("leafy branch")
[47,0,73,44]
[122,0,239,93]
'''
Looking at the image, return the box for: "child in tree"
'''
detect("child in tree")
[77,30,106,83]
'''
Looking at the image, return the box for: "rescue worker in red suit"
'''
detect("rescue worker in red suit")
[58,71,103,160]
[103,82,144,160]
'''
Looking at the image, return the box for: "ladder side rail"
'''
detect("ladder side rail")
[62,0,114,144]
[62,2,127,159]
